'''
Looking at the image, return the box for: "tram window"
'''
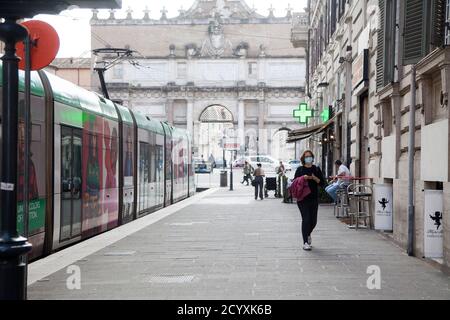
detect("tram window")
[139,142,150,211]
[165,143,172,181]
[150,144,156,183]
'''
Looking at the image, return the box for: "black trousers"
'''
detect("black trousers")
[242,174,252,184]
[297,197,319,244]
[254,176,264,199]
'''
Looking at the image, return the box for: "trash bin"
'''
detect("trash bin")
[220,171,228,187]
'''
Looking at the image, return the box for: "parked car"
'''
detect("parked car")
[288,160,301,172]
[194,158,212,174]
[232,158,246,168]
[215,158,226,169]
[279,161,292,172]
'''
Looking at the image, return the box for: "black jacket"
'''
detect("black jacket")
[294,165,326,201]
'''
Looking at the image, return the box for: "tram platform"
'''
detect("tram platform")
[28,182,450,300]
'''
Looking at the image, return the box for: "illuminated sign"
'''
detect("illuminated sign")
[293,103,313,124]
[321,108,330,122]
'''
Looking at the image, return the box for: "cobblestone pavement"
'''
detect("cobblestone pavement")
[28,182,450,300]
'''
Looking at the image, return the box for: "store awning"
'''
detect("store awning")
[287,111,342,143]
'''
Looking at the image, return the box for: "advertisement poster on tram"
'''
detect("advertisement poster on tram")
[17,119,46,236]
[103,119,119,229]
[82,115,103,236]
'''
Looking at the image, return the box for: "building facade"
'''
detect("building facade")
[45,58,92,91]
[293,0,450,270]
[90,0,309,161]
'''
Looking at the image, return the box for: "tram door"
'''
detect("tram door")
[60,126,83,241]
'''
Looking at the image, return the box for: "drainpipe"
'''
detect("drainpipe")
[306,0,311,99]
[407,65,416,256]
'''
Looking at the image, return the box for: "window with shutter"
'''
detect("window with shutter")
[376,0,385,90]
[431,0,446,48]
[402,0,427,65]
[444,0,450,46]
[446,0,450,45]
[325,0,329,45]
[338,0,345,19]
[331,0,337,36]
[384,0,396,85]
[320,16,324,58]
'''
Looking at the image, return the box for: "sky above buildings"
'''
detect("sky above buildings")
[33,0,307,58]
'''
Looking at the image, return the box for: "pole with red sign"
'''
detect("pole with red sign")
[0,19,59,300]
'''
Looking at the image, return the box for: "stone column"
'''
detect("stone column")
[187,100,194,139]
[166,99,174,125]
[238,100,245,154]
[258,100,266,155]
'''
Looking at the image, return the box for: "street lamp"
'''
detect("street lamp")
[0,0,122,301]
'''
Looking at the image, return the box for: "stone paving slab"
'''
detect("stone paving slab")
[28,183,450,300]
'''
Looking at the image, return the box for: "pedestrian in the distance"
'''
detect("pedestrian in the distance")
[241,161,254,186]
[253,163,265,200]
[294,150,326,251]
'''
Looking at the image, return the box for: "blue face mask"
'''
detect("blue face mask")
[305,157,314,164]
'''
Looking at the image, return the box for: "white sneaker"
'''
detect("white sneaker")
[302,243,312,251]
[308,236,312,246]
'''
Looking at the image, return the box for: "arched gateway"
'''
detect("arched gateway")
[197,105,235,166]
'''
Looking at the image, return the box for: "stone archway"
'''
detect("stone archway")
[197,105,235,165]
[271,128,295,161]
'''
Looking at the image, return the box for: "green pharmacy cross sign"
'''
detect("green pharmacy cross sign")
[293,103,313,124]
[321,108,331,122]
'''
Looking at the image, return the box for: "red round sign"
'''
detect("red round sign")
[16,20,60,71]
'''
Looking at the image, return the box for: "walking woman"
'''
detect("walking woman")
[253,163,265,200]
[294,150,326,251]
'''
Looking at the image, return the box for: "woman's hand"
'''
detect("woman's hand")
[312,174,320,184]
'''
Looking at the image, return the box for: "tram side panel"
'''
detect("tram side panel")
[50,77,120,251]
[155,131,165,209]
[101,116,120,231]
[10,91,48,260]
[52,101,84,250]
[18,92,48,259]
[0,66,52,260]
[81,112,105,239]
[121,123,136,224]
[136,125,165,217]
[163,124,173,207]
[137,127,150,216]
[188,134,196,197]
[172,130,189,203]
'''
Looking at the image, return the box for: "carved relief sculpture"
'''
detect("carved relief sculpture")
[200,19,233,58]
